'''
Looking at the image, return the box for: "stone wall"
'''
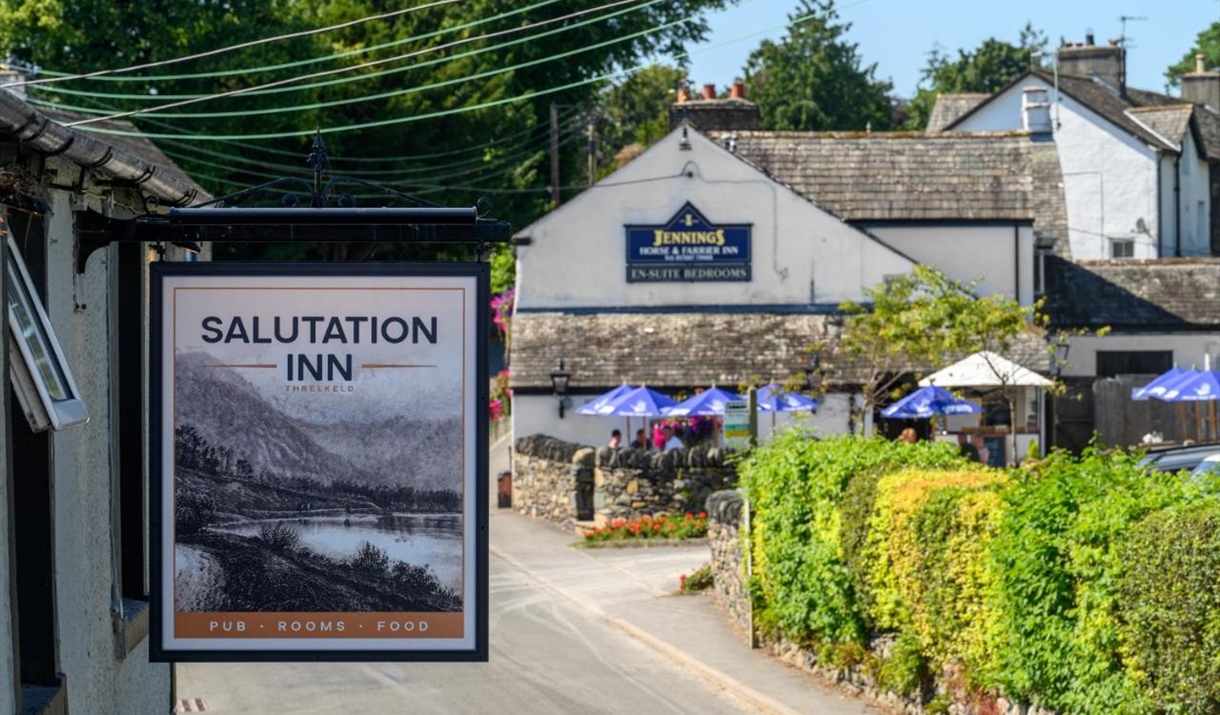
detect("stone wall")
[512,435,738,531]
[706,488,1052,715]
[705,490,751,638]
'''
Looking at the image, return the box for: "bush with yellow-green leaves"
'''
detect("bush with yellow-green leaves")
[738,434,1220,714]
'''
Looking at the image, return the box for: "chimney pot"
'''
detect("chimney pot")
[730,81,745,99]
[1197,53,1207,74]
[1086,32,1095,46]
[677,86,690,103]
[703,83,716,100]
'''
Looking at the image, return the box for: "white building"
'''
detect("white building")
[934,40,1220,261]
[510,116,1052,449]
[0,85,204,714]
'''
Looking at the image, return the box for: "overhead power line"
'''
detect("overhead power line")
[64,0,659,127]
[15,0,465,87]
[68,0,878,142]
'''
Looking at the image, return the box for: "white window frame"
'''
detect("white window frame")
[5,229,88,431]
[1110,238,1134,259]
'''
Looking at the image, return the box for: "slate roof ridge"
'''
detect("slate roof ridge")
[713,129,1035,140]
[1075,257,1220,267]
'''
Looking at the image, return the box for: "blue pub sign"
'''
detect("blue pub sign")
[624,203,751,282]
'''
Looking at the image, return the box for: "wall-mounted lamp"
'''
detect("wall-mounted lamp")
[549,358,572,418]
[1051,336,1071,378]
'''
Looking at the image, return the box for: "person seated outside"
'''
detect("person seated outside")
[630,428,650,450]
[662,426,684,451]
[957,433,981,462]
[608,429,622,448]
[898,427,918,444]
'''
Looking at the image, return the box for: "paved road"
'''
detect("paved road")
[174,436,762,715]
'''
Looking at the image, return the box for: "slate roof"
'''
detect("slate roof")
[926,94,990,134]
[1043,256,1220,331]
[1126,105,1195,148]
[708,130,1068,255]
[510,312,1050,390]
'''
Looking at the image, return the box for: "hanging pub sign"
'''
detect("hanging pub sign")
[624,202,751,282]
[149,262,488,662]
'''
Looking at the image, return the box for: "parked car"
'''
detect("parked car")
[1191,454,1220,479]
[1138,443,1220,474]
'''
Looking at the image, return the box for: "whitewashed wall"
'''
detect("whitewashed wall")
[515,129,915,311]
[37,185,170,715]
[954,76,1163,260]
[866,225,1037,305]
[1060,333,1220,377]
[1178,131,1212,258]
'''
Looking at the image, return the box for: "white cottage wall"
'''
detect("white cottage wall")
[43,189,170,714]
[515,130,913,311]
[865,225,1037,304]
[1179,131,1212,258]
[955,76,1163,260]
[1060,333,1220,377]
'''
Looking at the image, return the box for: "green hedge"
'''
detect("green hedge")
[1118,505,1220,715]
[738,435,1219,713]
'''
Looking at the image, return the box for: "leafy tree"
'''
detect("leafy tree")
[836,265,1035,436]
[902,24,1046,131]
[1167,22,1220,88]
[596,63,685,167]
[742,0,894,131]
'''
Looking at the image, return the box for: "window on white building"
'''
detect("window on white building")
[4,217,88,431]
[1110,239,1134,259]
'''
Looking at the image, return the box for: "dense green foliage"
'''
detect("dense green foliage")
[738,432,967,644]
[902,25,1045,130]
[741,433,1220,712]
[743,0,893,131]
[1118,505,1220,714]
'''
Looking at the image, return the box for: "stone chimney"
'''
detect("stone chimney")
[668,80,760,132]
[1058,37,1125,91]
[1181,53,1220,110]
[1022,86,1052,134]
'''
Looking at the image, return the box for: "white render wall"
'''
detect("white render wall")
[37,187,171,715]
[866,225,1037,305]
[1060,333,1220,377]
[515,130,915,311]
[955,76,1163,260]
[1178,131,1212,258]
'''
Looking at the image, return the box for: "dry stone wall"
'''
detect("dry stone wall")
[512,435,737,531]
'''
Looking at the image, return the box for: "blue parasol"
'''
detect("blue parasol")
[881,385,981,419]
[756,383,819,412]
[1132,367,1190,400]
[1156,370,1220,402]
[666,387,744,416]
[595,386,678,417]
[574,385,636,416]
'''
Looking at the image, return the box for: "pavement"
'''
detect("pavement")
[489,434,876,715]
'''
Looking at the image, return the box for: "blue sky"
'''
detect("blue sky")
[678,0,1220,98]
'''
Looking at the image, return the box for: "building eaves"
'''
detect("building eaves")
[0,90,206,206]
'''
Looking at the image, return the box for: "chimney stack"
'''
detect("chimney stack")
[1181,53,1220,110]
[1022,86,1053,135]
[702,83,716,100]
[1058,36,1125,91]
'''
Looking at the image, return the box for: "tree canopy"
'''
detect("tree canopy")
[742,0,894,131]
[1166,22,1220,88]
[902,24,1046,130]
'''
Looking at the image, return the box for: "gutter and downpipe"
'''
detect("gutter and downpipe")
[0,90,200,206]
[1175,155,1182,257]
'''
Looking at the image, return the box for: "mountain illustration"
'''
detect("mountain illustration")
[175,351,461,490]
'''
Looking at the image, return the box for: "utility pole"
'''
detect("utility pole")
[549,104,560,207]
[586,121,595,186]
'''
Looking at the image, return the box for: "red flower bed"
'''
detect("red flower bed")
[583,512,708,543]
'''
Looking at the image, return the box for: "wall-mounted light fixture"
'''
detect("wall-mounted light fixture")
[549,358,572,418]
[1051,335,1071,378]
